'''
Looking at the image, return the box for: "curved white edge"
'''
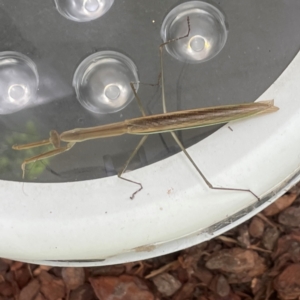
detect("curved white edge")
[0,51,300,267]
[21,174,300,267]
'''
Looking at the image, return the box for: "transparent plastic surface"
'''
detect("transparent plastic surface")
[0,0,299,183]
[0,52,38,115]
[54,0,114,22]
[161,1,228,64]
[73,51,139,114]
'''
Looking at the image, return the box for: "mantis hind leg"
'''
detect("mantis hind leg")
[21,142,75,179]
[170,131,260,201]
[118,135,148,199]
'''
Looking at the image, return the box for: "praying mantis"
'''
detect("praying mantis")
[12,17,279,200]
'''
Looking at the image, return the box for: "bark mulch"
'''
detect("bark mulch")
[1,182,300,300]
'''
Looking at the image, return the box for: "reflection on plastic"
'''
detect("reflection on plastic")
[0,52,39,115]
[54,0,114,22]
[161,1,228,64]
[73,51,139,114]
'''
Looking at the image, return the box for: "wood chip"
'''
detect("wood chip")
[205,248,267,282]
[145,260,179,279]
[237,224,250,247]
[262,227,280,251]
[89,275,154,300]
[172,282,197,300]
[278,206,300,227]
[10,261,24,271]
[14,266,31,289]
[194,266,213,285]
[34,293,46,300]
[263,193,298,216]
[19,279,40,300]
[249,217,265,238]
[151,272,181,297]
[0,281,13,297]
[0,260,9,275]
[62,267,85,291]
[69,283,97,300]
[272,231,300,262]
[209,274,230,297]
[274,263,300,299]
[33,266,53,277]
[38,271,66,300]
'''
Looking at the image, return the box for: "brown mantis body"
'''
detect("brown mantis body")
[12,17,279,199]
[12,100,278,199]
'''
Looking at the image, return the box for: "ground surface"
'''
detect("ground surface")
[1,183,300,300]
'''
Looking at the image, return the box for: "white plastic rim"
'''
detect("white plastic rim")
[1,51,300,267]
